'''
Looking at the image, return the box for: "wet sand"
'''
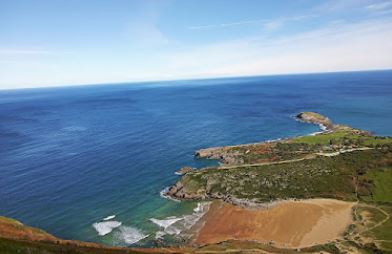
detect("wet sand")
[192,199,354,248]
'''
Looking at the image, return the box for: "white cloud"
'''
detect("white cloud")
[162,18,392,79]
[314,0,371,12]
[187,15,317,31]
[0,48,72,56]
[1,10,392,89]
[188,19,267,30]
[366,0,392,11]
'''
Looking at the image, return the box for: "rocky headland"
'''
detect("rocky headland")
[296,111,334,130]
[162,112,392,253]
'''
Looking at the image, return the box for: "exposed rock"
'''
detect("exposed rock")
[296,112,334,130]
[195,147,244,165]
[175,166,194,175]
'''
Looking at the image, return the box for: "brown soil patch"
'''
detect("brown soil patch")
[192,199,354,248]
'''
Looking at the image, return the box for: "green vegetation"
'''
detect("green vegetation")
[290,130,392,147]
[349,204,392,253]
[0,237,171,254]
[371,205,392,251]
[173,149,392,202]
[290,130,352,145]
[363,170,392,203]
[174,113,392,252]
[0,217,22,225]
[199,129,392,166]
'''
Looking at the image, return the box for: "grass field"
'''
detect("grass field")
[364,170,392,203]
[173,149,392,203]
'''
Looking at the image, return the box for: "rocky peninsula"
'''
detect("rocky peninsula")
[163,112,392,253]
[166,112,389,203]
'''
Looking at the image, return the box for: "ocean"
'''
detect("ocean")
[0,70,391,246]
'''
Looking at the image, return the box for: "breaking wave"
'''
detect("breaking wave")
[92,221,122,236]
[103,215,116,221]
[159,187,180,202]
[113,226,149,245]
[150,216,183,235]
[149,202,210,239]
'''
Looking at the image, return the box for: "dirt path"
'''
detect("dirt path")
[316,147,372,157]
[214,156,314,170]
[350,203,390,238]
[203,147,373,171]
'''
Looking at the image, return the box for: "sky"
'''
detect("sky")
[1,0,392,89]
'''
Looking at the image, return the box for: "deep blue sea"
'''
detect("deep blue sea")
[0,70,392,246]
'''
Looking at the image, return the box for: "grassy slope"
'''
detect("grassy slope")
[176,149,392,202]
[174,146,392,253]
[290,130,392,146]
[364,170,392,202]
[208,130,392,165]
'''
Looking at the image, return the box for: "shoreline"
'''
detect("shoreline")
[190,198,355,249]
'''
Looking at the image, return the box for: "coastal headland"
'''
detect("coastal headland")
[1,112,391,253]
[165,111,392,253]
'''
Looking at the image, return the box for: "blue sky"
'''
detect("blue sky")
[1,0,392,89]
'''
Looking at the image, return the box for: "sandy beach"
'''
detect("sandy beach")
[192,199,355,248]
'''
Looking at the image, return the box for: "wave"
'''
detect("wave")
[149,202,210,238]
[92,221,122,236]
[180,202,210,231]
[309,131,324,136]
[155,231,165,239]
[103,215,116,221]
[150,216,183,235]
[159,187,180,202]
[62,126,87,132]
[113,226,149,245]
[150,216,182,230]
[265,137,282,143]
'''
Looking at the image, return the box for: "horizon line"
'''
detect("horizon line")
[1,68,391,92]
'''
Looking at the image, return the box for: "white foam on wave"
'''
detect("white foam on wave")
[159,187,180,202]
[103,215,116,221]
[114,226,149,245]
[150,216,182,230]
[310,131,324,136]
[265,138,282,143]
[150,202,210,238]
[150,216,183,235]
[92,221,122,236]
[181,202,210,230]
[319,124,328,131]
[155,231,165,239]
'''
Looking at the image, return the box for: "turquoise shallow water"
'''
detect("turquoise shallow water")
[0,70,391,246]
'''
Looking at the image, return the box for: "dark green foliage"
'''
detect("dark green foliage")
[179,150,392,202]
